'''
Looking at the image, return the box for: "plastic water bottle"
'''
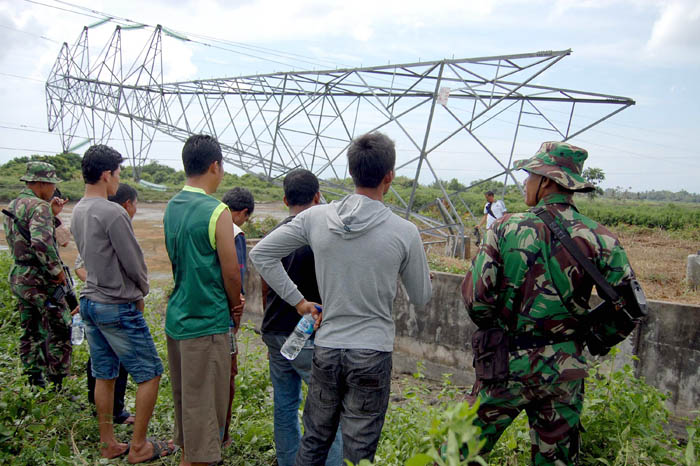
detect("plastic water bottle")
[280,306,321,360]
[71,314,85,345]
[229,321,237,355]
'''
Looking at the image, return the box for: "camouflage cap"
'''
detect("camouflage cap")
[513,141,594,192]
[19,161,61,183]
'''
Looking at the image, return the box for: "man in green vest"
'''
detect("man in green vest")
[163,134,243,466]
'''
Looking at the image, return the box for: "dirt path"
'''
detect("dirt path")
[1,201,698,304]
[0,201,288,281]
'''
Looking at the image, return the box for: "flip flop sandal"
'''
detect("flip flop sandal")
[129,438,177,464]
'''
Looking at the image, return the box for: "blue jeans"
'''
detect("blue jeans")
[295,346,392,466]
[263,334,343,466]
[79,298,163,383]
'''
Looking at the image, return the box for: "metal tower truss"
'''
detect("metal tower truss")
[46,25,634,247]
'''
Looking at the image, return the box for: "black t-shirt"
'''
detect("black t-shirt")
[260,216,322,335]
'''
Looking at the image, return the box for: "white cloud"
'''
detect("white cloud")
[646,0,700,62]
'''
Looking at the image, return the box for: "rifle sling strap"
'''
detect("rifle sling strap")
[531,206,621,305]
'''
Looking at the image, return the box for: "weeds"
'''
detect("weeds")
[0,251,697,465]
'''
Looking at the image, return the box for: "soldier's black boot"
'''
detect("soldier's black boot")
[27,372,47,388]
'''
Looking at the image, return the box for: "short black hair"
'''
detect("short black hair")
[108,183,138,205]
[182,134,223,177]
[347,132,395,188]
[485,191,494,197]
[222,187,255,214]
[283,169,319,206]
[82,145,124,184]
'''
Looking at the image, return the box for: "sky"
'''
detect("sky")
[0,0,699,193]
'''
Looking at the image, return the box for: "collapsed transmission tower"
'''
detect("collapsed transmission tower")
[46,25,634,251]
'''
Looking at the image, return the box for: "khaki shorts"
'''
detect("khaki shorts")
[167,333,231,463]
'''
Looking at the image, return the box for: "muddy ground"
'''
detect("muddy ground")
[0,201,288,282]
[1,201,698,304]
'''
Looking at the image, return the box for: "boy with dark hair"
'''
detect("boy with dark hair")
[75,182,140,426]
[71,145,173,462]
[251,132,432,465]
[164,134,242,466]
[260,169,343,466]
[220,186,254,447]
[181,134,224,176]
[80,145,124,184]
[346,132,396,188]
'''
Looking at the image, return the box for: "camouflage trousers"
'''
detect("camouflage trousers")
[473,378,583,466]
[12,283,72,380]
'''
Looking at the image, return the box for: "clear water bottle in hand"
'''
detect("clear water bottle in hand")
[71,314,85,345]
[280,305,321,360]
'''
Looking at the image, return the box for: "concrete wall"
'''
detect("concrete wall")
[244,249,699,424]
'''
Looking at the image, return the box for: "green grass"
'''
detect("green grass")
[0,251,697,465]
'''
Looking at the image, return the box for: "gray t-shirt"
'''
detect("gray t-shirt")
[251,194,432,352]
[71,197,148,304]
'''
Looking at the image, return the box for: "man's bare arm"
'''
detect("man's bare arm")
[215,209,242,313]
[75,267,87,282]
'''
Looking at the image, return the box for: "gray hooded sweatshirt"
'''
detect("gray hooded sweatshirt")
[250,193,432,352]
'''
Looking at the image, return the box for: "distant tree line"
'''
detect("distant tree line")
[1,154,698,206]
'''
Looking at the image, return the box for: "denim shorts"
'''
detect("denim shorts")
[79,297,163,384]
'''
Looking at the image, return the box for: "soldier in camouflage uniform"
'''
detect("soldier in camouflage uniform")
[3,162,72,388]
[462,142,635,465]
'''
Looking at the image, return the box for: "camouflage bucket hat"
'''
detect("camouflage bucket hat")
[19,161,61,183]
[513,141,594,192]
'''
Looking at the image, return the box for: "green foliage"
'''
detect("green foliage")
[488,349,698,466]
[0,153,82,181]
[606,188,700,203]
[582,167,605,198]
[0,153,85,202]
[427,254,469,275]
[123,161,185,185]
[408,402,487,466]
[0,252,698,465]
[242,216,280,238]
[1,153,698,233]
[0,254,276,465]
[580,350,679,465]
[577,199,700,230]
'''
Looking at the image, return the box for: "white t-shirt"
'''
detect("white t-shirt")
[484,199,507,228]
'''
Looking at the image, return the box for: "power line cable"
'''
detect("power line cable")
[0,22,61,43]
[51,0,346,69]
[0,72,45,82]
[22,0,105,21]
[29,0,342,71]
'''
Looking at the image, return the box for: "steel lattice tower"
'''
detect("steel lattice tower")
[46,25,634,250]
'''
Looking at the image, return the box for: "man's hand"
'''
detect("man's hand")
[50,196,68,216]
[70,305,80,316]
[51,270,67,285]
[231,294,245,333]
[135,299,145,312]
[295,299,323,329]
[295,298,316,316]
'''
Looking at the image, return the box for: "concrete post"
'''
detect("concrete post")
[445,234,470,259]
[688,253,700,290]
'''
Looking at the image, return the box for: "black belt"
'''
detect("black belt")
[510,333,579,351]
